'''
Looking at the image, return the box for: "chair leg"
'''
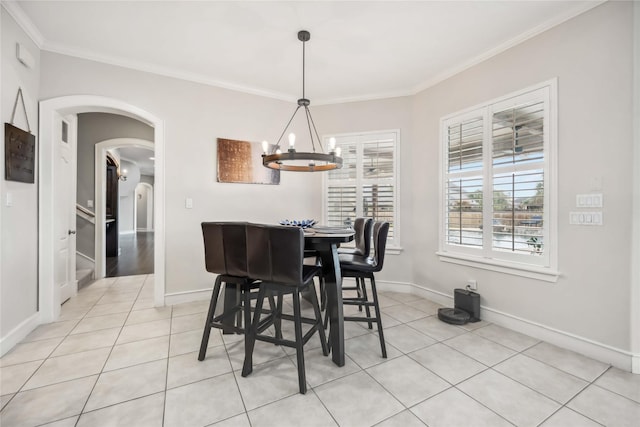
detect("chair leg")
[359,277,373,329]
[292,289,307,394]
[199,276,223,361]
[242,285,266,377]
[308,282,329,356]
[369,274,387,358]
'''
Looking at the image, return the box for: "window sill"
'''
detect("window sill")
[436,251,559,282]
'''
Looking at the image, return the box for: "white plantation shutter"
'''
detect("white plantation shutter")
[324,130,399,246]
[441,82,555,271]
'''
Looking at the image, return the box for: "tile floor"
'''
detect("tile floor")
[1,274,639,427]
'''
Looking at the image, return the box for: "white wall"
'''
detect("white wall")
[39,52,323,295]
[0,8,41,347]
[118,158,140,234]
[407,2,633,352]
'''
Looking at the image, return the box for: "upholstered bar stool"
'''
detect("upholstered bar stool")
[242,223,328,394]
[339,221,389,358]
[198,222,276,361]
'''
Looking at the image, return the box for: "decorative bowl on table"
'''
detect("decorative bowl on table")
[279,219,317,229]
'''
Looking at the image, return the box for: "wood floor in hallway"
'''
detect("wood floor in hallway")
[106,231,154,277]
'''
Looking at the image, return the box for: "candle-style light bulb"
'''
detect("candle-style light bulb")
[261,140,269,154]
[329,137,336,151]
[335,147,342,157]
[288,133,296,149]
[276,148,282,155]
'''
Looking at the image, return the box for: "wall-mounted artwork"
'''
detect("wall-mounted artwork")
[4,123,35,183]
[217,138,280,185]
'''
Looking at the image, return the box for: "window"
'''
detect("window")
[324,130,400,248]
[439,81,557,280]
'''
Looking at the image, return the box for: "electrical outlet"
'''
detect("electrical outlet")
[467,280,477,291]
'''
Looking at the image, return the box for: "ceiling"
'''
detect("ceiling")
[115,146,155,176]
[7,0,601,104]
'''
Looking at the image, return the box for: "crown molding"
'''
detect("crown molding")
[1,0,44,47]
[4,0,605,106]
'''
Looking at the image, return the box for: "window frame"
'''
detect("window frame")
[438,80,559,282]
[322,129,401,252]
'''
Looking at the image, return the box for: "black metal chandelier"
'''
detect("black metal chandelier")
[261,30,343,172]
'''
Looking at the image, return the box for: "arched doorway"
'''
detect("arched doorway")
[39,95,165,323]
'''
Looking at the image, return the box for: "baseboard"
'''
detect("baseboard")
[164,288,212,306]
[0,312,41,357]
[379,280,634,372]
[136,228,154,232]
[119,230,135,235]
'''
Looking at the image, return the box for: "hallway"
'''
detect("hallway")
[105,232,154,277]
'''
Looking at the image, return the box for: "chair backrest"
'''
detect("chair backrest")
[246,224,304,285]
[370,221,390,272]
[201,222,248,277]
[353,217,374,257]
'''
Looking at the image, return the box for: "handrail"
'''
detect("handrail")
[76,204,95,224]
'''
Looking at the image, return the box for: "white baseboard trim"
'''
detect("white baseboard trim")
[119,230,135,235]
[164,288,212,306]
[0,312,41,357]
[378,280,634,372]
[136,228,154,232]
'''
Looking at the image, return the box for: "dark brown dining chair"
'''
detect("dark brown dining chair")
[339,221,389,358]
[198,222,276,361]
[337,217,373,313]
[241,224,328,394]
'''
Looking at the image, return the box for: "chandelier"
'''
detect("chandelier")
[261,30,343,172]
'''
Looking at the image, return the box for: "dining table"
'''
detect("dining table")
[220,228,354,367]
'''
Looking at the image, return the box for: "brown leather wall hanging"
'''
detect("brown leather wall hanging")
[5,88,35,183]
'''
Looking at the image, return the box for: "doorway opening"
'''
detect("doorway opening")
[39,95,165,323]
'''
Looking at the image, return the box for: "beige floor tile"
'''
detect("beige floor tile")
[126,306,172,325]
[383,324,436,353]
[291,350,361,388]
[473,323,540,351]
[57,305,92,321]
[567,384,640,427]
[167,348,232,389]
[51,327,120,357]
[234,357,302,410]
[367,355,450,407]
[524,342,609,381]
[103,335,169,371]
[170,328,224,357]
[405,298,443,316]
[84,359,167,412]
[0,360,42,394]
[494,354,589,403]
[539,407,602,427]
[407,316,466,341]
[226,338,287,371]
[457,369,560,427]
[1,393,15,410]
[70,312,128,335]
[85,301,134,318]
[170,312,207,334]
[164,374,244,427]
[248,392,338,427]
[411,387,512,427]
[375,410,427,427]
[22,347,110,390]
[382,304,430,323]
[132,298,156,311]
[315,371,404,427]
[409,343,486,384]
[116,318,171,345]
[594,366,640,403]
[444,332,516,366]
[77,392,165,427]
[22,320,79,342]
[0,375,97,427]
[344,333,402,369]
[209,413,251,427]
[171,299,210,318]
[39,416,79,427]
[0,337,63,367]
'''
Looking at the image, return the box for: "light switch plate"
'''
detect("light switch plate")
[185,198,193,209]
[576,193,603,208]
[570,211,603,225]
